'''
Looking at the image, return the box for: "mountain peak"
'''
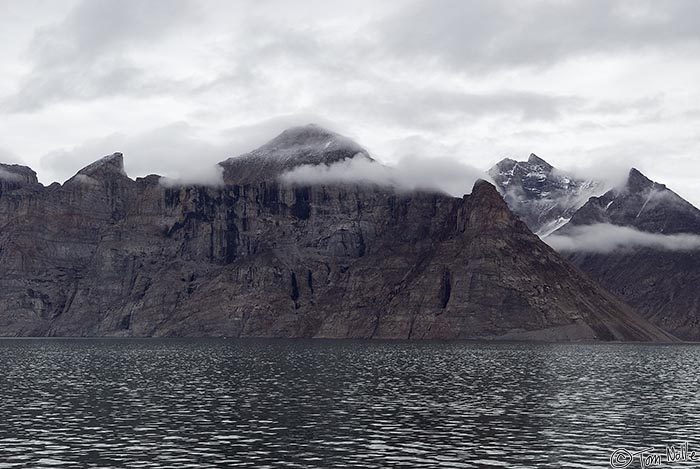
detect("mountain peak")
[273,123,337,142]
[527,153,553,170]
[220,125,370,185]
[470,179,507,207]
[465,179,515,229]
[77,152,126,177]
[255,124,365,157]
[563,167,699,235]
[68,152,129,185]
[488,154,604,235]
[626,168,658,193]
[491,157,517,172]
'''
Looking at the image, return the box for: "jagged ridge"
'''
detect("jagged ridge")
[0,130,673,341]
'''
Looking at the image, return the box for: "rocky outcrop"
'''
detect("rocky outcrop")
[0,128,674,341]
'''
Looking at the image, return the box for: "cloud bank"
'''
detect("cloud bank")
[2,1,700,205]
[280,154,490,197]
[4,0,196,112]
[545,223,700,253]
[380,0,700,72]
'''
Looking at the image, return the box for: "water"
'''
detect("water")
[0,339,699,468]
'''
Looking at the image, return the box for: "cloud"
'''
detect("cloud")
[319,88,580,131]
[280,153,490,197]
[0,146,23,165]
[545,223,700,253]
[3,0,197,111]
[158,165,224,187]
[0,147,30,180]
[40,122,229,185]
[377,0,700,73]
[1,1,700,208]
[554,160,634,198]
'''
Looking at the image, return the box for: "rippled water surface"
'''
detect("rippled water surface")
[1,339,699,468]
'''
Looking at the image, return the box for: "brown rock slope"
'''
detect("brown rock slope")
[0,127,674,340]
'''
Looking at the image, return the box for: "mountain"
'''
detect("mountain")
[561,168,700,233]
[488,154,603,236]
[220,124,372,185]
[0,127,673,341]
[552,168,700,340]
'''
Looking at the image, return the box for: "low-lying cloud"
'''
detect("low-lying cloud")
[545,223,700,253]
[158,165,224,188]
[280,154,490,197]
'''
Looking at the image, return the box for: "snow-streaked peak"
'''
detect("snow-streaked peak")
[527,153,553,171]
[489,154,604,236]
[557,167,700,236]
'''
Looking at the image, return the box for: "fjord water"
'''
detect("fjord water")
[0,340,698,468]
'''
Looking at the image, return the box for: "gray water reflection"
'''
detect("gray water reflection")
[0,339,698,468]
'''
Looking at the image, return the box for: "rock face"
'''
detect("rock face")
[554,168,700,340]
[489,154,603,236]
[0,127,673,341]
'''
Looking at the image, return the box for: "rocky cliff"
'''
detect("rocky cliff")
[0,126,673,340]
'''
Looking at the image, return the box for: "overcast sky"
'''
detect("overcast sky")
[1,0,699,204]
